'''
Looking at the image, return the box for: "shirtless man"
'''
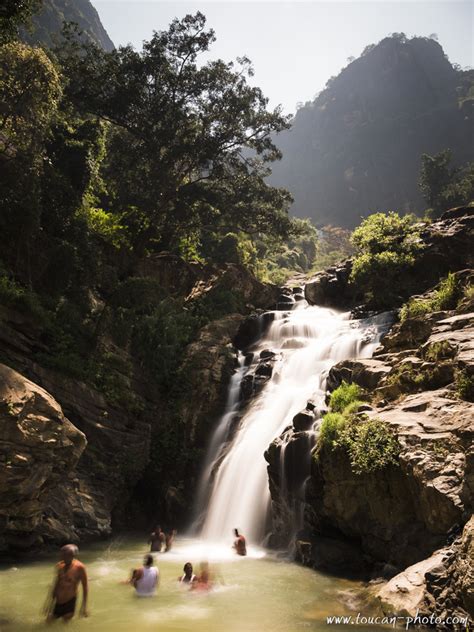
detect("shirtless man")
[148,526,166,552]
[233,528,247,556]
[46,544,88,622]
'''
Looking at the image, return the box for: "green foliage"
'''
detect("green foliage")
[455,369,474,402]
[350,212,422,308]
[318,379,399,474]
[84,207,129,249]
[319,412,346,449]
[132,299,198,389]
[420,150,474,217]
[423,341,456,362]
[0,274,47,322]
[335,417,400,474]
[311,225,353,272]
[329,381,363,413]
[400,273,461,321]
[0,0,41,44]
[189,287,246,327]
[58,13,293,256]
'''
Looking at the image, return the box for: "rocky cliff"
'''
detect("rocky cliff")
[269,36,474,227]
[265,208,473,620]
[21,0,114,51]
[0,259,278,554]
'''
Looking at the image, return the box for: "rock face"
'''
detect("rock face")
[267,261,473,615]
[305,207,474,310]
[177,314,244,448]
[377,517,474,625]
[305,300,473,569]
[0,364,87,551]
[0,256,279,552]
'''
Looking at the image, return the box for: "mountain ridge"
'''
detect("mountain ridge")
[21,0,114,51]
[270,35,474,227]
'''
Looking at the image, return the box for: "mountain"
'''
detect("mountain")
[22,0,114,51]
[270,35,474,227]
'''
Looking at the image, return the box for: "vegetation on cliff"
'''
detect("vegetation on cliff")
[318,381,400,474]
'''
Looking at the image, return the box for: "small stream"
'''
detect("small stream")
[0,537,385,632]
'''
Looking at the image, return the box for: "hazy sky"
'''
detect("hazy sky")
[93,1,473,114]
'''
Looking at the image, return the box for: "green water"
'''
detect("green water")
[0,537,383,632]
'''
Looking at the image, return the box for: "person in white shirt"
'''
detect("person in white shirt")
[132,554,159,597]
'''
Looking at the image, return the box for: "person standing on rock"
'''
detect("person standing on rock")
[233,528,247,556]
[149,525,166,552]
[45,544,88,622]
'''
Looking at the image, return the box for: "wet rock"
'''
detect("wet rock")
[304,259,356,309]
[296,536,372,578]
[327,358,392,391]
[260,349,276,360]
[377,551,446,617]
[293,411,315,432]
[276,294,295,311]
[255,362,273,378]
[233,314,262,350]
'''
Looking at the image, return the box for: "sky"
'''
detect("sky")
[93,1,474,114]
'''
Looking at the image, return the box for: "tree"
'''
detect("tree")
[420,150,474,216]
[0,41,62,283]
[56,13,293,256]
[0,0,41,44]
[419,150,456,215]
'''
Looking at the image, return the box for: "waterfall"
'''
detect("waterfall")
[196,300,392,544]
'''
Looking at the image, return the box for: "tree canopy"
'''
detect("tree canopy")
[57,13,293,256]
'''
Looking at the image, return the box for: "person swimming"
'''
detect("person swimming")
[45,544,88,622]
[131,554,159,597]
[192,561,212,591]
[178,562,197,585]
[233,528,247,556]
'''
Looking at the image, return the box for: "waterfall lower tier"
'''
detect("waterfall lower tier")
[196,302,391,544]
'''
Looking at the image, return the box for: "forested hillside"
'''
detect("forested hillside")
[21,0,114,51]
[270,34,474,227]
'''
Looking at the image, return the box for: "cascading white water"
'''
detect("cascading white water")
[197,300,391,544]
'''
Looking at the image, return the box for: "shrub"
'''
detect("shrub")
[423,341,456,362]
[132,298,198,388]
[0,274,47,322]
[329,381,363,413]
[319,412,346,448]
[455,369,474,402]
[435,273,460,310]
[336,417,400,474]
[400,273,461,321]
[350,212,422,308]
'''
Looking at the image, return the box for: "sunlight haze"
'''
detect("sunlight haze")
[93,0,473,113]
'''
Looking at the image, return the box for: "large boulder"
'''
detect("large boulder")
[377,517,474,625]
[0,364,86,551]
